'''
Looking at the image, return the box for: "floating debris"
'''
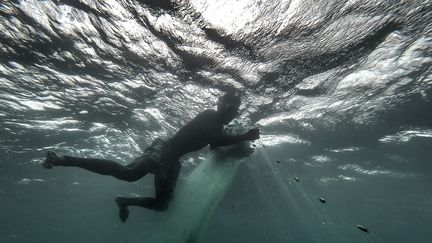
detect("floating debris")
[18,178,31,185]
[319,197,326,204]
[276,160,281,163]
[356,225,369,233]
[294,177,300,182]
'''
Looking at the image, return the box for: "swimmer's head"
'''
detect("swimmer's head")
[217,91,241,124]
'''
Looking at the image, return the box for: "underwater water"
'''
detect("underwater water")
[1,0,432,242]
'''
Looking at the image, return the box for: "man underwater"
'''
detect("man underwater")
[42,91,260,222]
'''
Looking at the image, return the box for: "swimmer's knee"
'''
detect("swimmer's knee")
[154,201,169,211]
[154,204,168,211]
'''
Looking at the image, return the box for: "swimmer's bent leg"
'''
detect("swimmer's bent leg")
[44,151,156,182]
[115,196,156,222]
[115,168,179,222]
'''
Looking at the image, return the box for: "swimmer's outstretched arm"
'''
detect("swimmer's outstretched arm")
[211,128,260,148]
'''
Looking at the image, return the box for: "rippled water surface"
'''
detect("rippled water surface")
[1,0,431,242]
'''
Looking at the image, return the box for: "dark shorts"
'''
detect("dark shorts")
[142,138,166,165]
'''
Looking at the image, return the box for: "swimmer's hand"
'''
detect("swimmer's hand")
[245,128,260,141]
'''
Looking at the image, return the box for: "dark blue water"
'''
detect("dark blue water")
[1,0,431,242]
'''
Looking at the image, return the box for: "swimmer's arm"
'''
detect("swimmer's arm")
[210,128,260,148]
[213,134,248,147]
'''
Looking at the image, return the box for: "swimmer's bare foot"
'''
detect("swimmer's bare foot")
[115,196,129,223]
[42,151,63,169]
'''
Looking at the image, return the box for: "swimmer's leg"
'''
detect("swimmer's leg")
[114,170,178,222]
[42,151,156,182]
[115,196,156,222]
